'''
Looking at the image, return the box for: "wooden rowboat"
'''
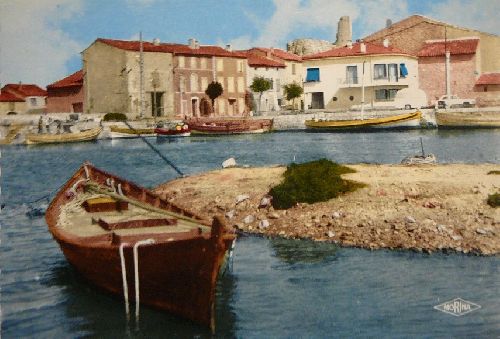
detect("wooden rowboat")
[187,118,273,135]
[155,122,191,137]
[45,163,236,331]
[25,127,102,145]
[109,125,156,138]
[305,111,422,129]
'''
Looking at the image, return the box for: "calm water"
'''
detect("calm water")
[1,130,499,338]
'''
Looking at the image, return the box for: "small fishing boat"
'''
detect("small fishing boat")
[187,118,273,135]
[25,127,102,145]
[305,111,422,130]
[45,163,236,331]
[155,122,191,137]
[435,110,500,128]
[109,125,156,138]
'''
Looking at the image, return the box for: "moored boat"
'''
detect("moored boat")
[435,109,500,128]
[109,125,156,138]
[305,111,422,130]
[45,163,236,331]
[25,127,102,145]
[155,121,191,137]
[187,118,273,135]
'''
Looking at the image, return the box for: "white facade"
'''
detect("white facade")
[246,65,286,114]
[303,54,420,110]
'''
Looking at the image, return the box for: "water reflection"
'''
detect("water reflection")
[44,259,237,338]
[269,237,339,265]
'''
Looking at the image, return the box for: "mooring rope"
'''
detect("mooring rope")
[133,239,155,326]
[123,121,185,177]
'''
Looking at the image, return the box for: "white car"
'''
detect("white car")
[436,95,475,109]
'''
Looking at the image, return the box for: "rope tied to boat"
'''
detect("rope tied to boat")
[119,239,155,328]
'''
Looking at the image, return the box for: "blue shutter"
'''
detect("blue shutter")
[306,68,320,82]
[400,63,408,77]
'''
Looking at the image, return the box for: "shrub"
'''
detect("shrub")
[269,159,364,209]
[487,193,499,208]
[103,112,127,121]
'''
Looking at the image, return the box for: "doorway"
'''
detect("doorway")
[311,92,324,109]
[191,97,199,117]
[151,92,164,117]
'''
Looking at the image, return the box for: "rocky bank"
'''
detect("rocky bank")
[154,164,500,255]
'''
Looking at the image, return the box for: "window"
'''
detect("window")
[237,60,244,72]
[191,57,197,68]
[237,77,245,93]
[200,58,207,69]
[179,75,186,92]
[346,66,358,84]
[29,97,37,106]
[178,56,185,68]
[375,89,398,101]
[227,76,234,92]
[399,63,408,77]
[276,78,281,90]
[388,64,398,82]
[201,77,208,92]
[217,59,224,72]
[266,78,274,90]
[292,63,296,75]
[305,68,320,82]
[349,95,354,101]
[190,73,198,92]
[374,64,387,79]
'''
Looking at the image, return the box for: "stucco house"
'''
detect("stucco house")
[46,70,84,113]
[364,15,500,106]
[474,73,500,107]
[0,83,47,115]
[302,41,420,111]
[82,38,248,118]
[246,47,303,110]
[237,51,286,114]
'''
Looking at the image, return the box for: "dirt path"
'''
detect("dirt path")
[154,164,500,255]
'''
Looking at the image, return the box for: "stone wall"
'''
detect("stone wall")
[287,39,333,56]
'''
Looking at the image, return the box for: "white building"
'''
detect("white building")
[302,41,421,110]
[243,53,286,114]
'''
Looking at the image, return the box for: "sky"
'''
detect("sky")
[0,0,499,87]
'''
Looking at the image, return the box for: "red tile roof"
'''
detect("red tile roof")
[235,51,286,68]
[418,38,479,57]
[475,73,500,85]
[1,84,47,97]
[303,42,412,60]
[97,38,246,58]
[0,91,24,102]
[250,47,302,62]
[47,70,83,89]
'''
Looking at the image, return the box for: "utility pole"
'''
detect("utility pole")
[139,32,145,118]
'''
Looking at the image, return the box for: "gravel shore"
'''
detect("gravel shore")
[154,164,500,255]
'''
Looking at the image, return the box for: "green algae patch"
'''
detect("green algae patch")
[487,170,500,175]
[269,159,365,210]
[487,193,500,208]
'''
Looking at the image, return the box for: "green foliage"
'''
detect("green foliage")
[283,82,303,103]
[269,159,364,210]
[250,77,272,93]
[487,193,499,207]
[205,81,224,110]
[487,170,500,175]
[103,112,127,121]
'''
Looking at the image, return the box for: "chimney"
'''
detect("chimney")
[225,44,232,51]
[383,38,389,47]
[188,38,196,49]
[152,38,160,46]
[386,19,393,28]
[194,40,200,49]
[360,41,366,53]
[336,16,352,47]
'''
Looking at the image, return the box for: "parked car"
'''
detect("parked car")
[436,95,475,109]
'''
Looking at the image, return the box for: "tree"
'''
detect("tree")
[205,81,223,113]
[250,77,272,115]
[283,82,303,111]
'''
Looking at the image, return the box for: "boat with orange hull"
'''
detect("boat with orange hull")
[45,163,236,331]
[186,117,273,135]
